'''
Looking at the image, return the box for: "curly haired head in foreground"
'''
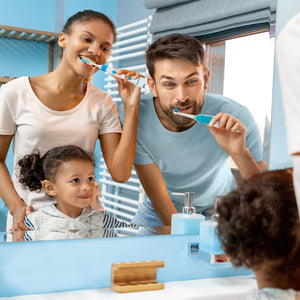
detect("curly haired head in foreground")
[217,168,300,289]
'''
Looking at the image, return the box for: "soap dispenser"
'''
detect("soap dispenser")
[199,196,223,255]
[171,192,205,235]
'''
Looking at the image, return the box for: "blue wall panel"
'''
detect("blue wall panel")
[0,0,56,32]
[0,39,49,78]
[116,0,154,26]
[64,0,118,24]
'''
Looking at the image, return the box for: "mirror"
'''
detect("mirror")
[0,3,275,243]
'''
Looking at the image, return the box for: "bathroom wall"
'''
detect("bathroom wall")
[116,0,154,26]
[0,0,56,31]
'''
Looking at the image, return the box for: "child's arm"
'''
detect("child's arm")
[103,212,138,229]
[102,229,118,238]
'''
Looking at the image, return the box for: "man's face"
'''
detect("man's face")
[148,57,210,131]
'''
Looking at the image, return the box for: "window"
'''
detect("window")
[206,31,275,163]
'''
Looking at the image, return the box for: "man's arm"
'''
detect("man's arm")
[134,163,177,226]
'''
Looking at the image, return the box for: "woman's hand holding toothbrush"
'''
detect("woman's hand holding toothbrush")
[114,69,143,108]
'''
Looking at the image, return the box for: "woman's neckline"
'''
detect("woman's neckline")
[25,76,90,115]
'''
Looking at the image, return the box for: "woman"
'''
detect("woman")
[0,10,141,231]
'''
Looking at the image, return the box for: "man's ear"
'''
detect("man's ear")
[147,76,158,97]
[42,180,57,197]
[204,67,211,91]
[58,32,67,49]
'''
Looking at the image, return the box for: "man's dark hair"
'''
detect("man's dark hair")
[146,34,206,78]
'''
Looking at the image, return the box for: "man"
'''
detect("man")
[276,12,300,217]
[119,34,265,229]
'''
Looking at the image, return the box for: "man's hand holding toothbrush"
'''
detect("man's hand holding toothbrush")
[207,112,246,154]
[207,112,262,179]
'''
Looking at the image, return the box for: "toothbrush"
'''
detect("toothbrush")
[174,108,219,127]
[81,58,146,88]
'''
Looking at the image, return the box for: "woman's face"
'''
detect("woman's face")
[58,18,114,78]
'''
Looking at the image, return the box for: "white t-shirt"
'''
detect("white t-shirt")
[0,76,121,210]
[276,12,300,155]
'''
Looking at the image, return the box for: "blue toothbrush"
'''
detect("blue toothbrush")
[81,58,146,88]
[173,108,218,127]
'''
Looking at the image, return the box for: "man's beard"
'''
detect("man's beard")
[157,95,203,125]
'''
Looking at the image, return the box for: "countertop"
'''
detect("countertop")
[0,275,257,300]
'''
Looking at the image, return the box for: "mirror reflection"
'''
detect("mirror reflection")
[0,4,275,243]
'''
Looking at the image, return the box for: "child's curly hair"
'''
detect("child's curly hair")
[18,145,94,192]
[217,169,300,283]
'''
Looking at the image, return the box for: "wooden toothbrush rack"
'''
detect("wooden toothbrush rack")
[111,260,165,293]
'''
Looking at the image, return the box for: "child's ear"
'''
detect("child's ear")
[42,180,57,197]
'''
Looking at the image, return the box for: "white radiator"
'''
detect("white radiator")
[99,17,152,222]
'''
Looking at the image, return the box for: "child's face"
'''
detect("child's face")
[46,160,96,218]
[59,18,114,78]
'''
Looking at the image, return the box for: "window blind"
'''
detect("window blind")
[144,0,276,41]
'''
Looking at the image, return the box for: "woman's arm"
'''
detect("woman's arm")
[0,135,31,230]
[100,71,141,183]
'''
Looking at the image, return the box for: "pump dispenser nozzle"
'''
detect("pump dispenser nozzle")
[182,192,196,214]
[212,196,221,222]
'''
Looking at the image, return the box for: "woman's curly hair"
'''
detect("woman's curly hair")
[216,169,300,274]
[18,145,94,192]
